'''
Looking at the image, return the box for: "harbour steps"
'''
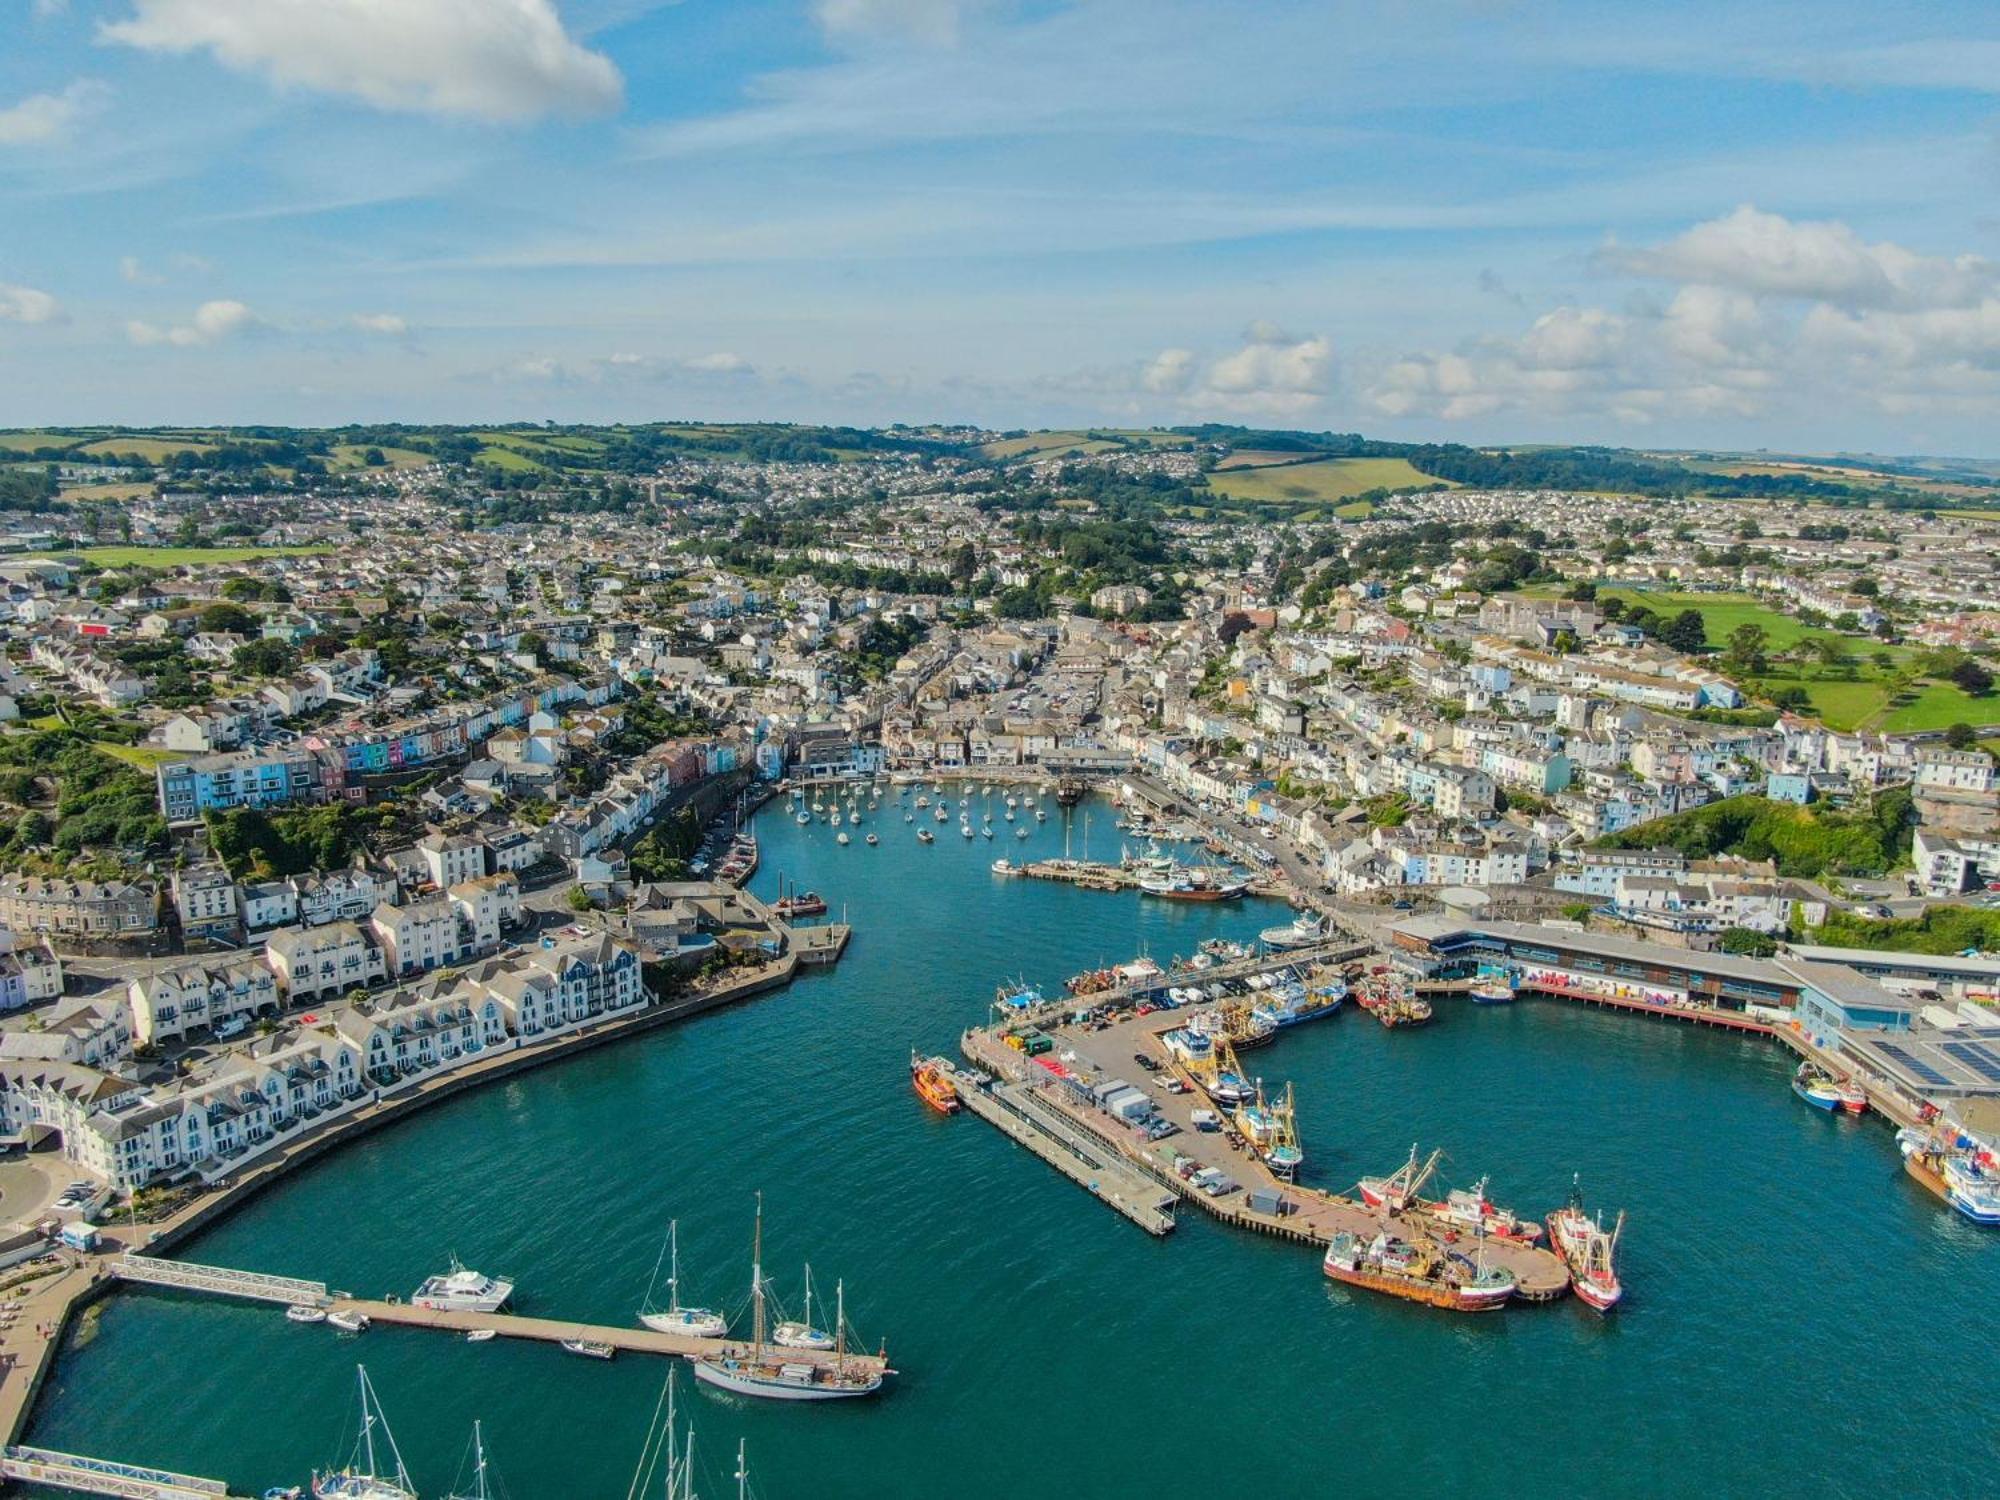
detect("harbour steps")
[109,1256,889,1379]
[945,1060,1176,1235]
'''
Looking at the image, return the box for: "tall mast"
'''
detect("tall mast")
[800,1263,811,1332]
[667,1219,682,1315]
[359,1367,378,1478]
[750,1192,765,1356]
[472,1420,488,1500]
[835,1279,846,1372]
[735,1440,747,1500]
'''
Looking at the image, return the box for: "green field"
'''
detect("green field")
[1583,589,1995,731]
[1204,456,1445,504]
[20,545,327,567]
[981,431,1125,460]
[328,443,433,472]
[73,437,214,461]
[0,430,88,454]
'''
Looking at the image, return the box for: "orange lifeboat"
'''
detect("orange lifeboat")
[911,1052,961,1114]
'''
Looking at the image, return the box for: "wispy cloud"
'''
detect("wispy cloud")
[0,79,110,147]
[127,297,262,346]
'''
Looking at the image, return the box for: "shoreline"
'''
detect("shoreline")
[0,953,808,1448]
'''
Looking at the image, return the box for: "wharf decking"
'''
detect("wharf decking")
[945,1060,1176,1235]
[960,1015,1573,1303]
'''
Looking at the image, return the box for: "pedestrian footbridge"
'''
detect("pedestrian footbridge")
[0,1445,232,1499]
[112,1253,327,1307]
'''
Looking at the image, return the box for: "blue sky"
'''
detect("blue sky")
[3,0,1999,453]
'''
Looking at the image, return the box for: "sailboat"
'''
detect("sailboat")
[628,1368,699,1500]
[690,1196,886,1401]
[443,1421,495,1500]
[312,1366,416,1500]
[772,1265,836,1350]
[640,1220,728,1339]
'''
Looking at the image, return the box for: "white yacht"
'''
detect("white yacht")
[639,1221,729,1339]
[412,1257,513,1313]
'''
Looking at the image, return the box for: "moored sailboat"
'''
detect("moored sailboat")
[690,1196,886,1401]
[639,1220,728,1339]
[312,1366,416,1500]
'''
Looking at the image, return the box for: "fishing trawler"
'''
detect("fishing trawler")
[1419,1176,1543,1242]
[1944,1150,2000,1224]
[639,1220,728,1339]
[1469,976,1516,1005]
[1321,1229,1515,1312]
[1358,1144,1441,1212]
[412,1257,513,1313]
[1232,1081,1303,1179]
[1259,913,1326,949]
[1139,864,1249,901]
[312,1366,416,1500]
[1792,1062,1845,1111]
[911,1052,962,1114]
[773,891,828,919]
[1181,1034,1255,1107]
[1356,972,1431,1027]
[1546,1177,1625,1311]
[690,1197,887,1401]
[1896,1124,1953,1203]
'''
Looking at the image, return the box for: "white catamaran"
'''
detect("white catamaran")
[690,1195,885,1401]
[639,1219,729,1339]
[312,1366,416,1500]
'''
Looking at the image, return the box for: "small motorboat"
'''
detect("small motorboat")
[917,829,935,844]
[562,1338,615,1360]
[285,1304,327,1325]
[866,833,879,846]
[1792,1063,1844,1112]
[465,1328,498,1343]
[327,1310,369,1333]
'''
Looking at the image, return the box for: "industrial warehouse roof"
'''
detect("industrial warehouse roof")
[1841,1024,2000,1100]
[1389,914,1792,987]
[1786,944,2000,982]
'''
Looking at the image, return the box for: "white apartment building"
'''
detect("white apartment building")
[265,920,387,1003]
[128,956,281,1046]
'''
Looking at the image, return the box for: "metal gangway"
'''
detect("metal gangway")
[113,1253,328,1307]
[0,1445,232,1499]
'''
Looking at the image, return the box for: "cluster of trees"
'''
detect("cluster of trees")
[0,467,60,512]
[0,732,167,870]
[842,614,928,682]
[205,803,394,881]
[1595,789,1914,878]
[1807,904,2000,956]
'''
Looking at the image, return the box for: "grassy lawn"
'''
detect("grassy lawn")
[0,430,88,454]
[471,443,545,472]
[1587,589,1828,650]
[21,545,328,567]
[93,741,176,770]
[1203,456,1445,504]
[58,482,153,501]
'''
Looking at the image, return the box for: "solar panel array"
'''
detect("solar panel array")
[1941,1039,2000,1083]
[1870,1041,1954,1087]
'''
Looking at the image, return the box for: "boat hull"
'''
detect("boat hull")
[1791,1080,1844,1111]
[640,1309,727,1338]
[691,1358,883,1401]
[1321,1254,1509,1313]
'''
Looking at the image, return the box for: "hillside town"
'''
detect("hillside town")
[1,427,1999,1213]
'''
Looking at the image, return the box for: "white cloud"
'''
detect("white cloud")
[0,284,62,325]
[1140,348,1194,395]
[1603,203,1997,311]
[0,80,110,147]
[1368,210,2000,430]
[127,298,260,347]
[680,350,753,375]
[815,0,989,47]
[118,255,163,285]
[100,0,623,123]
[506,349,758,384]
[350,312,408,336]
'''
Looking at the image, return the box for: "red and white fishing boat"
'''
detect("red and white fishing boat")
[1546,1177,1625,1312]
[1422,1176,1544,1243]
[1357,1143,1440,1212]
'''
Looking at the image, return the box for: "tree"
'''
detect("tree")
[197,601,256,635]
[1719,927,1778,957]
[1951,659,1995,696]
[232,639,298,678]
[1660,609,1707,653]
[566,886,594,913]
[1723,621,1769,676]
[1944,722,1978,750]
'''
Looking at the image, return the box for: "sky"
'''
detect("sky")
[2,0,2000,453]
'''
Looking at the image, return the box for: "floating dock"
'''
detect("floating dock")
[0,1445,237,1499]
[109,1255,889,1380]
[945,1060,1176,1235]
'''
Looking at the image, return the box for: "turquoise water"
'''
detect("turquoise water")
[26,789,2000,1498]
